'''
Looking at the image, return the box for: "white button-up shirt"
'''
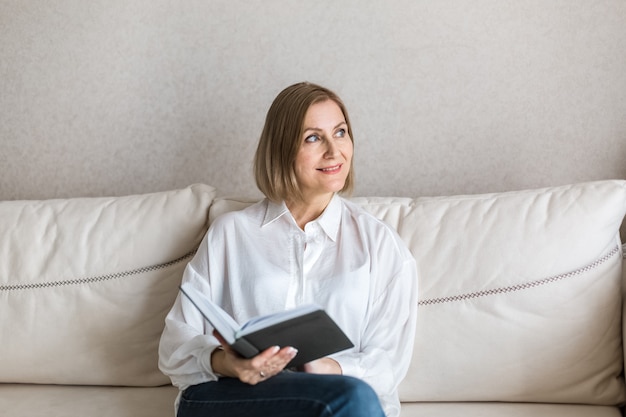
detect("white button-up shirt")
[159,194,418,416]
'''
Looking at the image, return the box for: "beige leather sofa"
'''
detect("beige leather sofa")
[1,180,625,417]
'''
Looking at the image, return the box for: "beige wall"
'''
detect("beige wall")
[1,1,625,201]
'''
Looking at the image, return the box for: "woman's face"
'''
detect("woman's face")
[293,99,353,203]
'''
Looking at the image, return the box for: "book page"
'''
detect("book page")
[179,283,240,345]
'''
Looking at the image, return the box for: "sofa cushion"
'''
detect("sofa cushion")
[0,384,179,417]
[351,180,626,405]
[398,402,623,417]
[0,184,215,386]
[0,385,620,417]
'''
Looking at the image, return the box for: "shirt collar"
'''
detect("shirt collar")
[262,194,342,242]
[262,199,291,227]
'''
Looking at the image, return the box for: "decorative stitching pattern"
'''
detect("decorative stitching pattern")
[418,245,620,306]
[0,249,197,291]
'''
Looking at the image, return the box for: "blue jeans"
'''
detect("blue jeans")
[178,371,385,417]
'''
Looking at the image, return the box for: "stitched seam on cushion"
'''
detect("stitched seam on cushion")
[0,249,196,291]
[418,245,620,306]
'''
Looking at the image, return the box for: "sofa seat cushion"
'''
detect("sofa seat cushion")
[0,385,620,417]
[0,185,215,386]
[0,384,178,417]
[399,402,622,417]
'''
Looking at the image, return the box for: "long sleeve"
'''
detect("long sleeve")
[158,235,222,389]
[332,244,418,417]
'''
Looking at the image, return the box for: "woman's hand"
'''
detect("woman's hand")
[301,358,342,375]
[211,330,298,385]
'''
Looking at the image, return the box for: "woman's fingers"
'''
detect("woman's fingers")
[255,346,298,373]
[212,330,298,384]
[248,346,298,383]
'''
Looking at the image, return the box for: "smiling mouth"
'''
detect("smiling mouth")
[317,164,342,173]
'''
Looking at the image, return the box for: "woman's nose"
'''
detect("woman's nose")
[324,140,338,157]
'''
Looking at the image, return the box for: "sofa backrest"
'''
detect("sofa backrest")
[354,180,626,405]
[0,184,215,386]
[211,180,626,405]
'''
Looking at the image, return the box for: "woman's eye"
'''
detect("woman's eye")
[335,128,346,138]
[305,134,320,143]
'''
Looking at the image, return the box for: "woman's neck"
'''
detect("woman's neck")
[286,194,334,230]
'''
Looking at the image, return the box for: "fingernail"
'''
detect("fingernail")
[271,346,280,354]
[289,347,298,357]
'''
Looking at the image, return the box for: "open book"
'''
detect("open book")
[179,283,354,367]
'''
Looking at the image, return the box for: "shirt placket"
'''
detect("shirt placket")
[285,229,306,309]
[302,225,326,304]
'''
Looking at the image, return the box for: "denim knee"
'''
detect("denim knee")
[330,376,384,417]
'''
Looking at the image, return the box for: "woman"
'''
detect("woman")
[159,82,418,417]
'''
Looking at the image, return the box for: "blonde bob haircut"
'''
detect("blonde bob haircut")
[254,82,355,203]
